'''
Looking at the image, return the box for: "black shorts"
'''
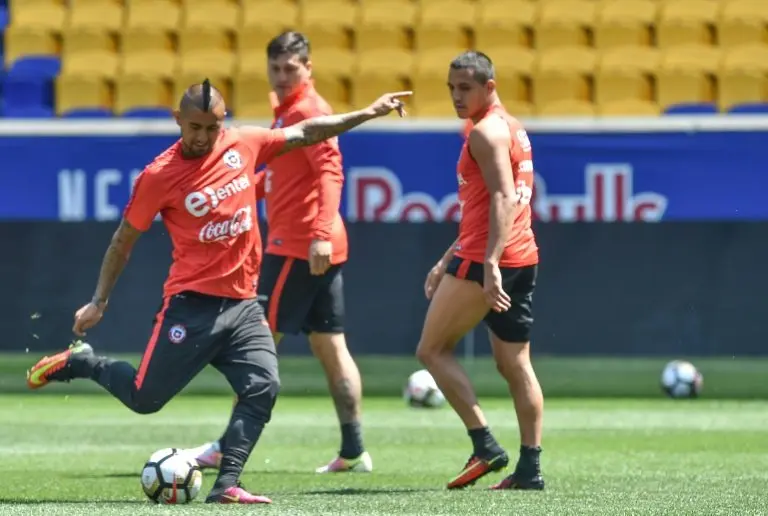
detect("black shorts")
[133,291,279,407]
[445,256,537,343]
[257,253,345,335]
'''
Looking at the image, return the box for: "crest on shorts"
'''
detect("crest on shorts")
[274,118,284,129]
[223,149,242,169]
[168,324,187,344]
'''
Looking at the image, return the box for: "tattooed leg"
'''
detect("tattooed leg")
[309,332,365,459]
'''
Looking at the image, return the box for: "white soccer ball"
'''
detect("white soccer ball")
[660,360,703,399]
[140,448,203,504]
[404,369,446,408]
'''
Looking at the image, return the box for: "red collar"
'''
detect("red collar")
[273,81,314,119]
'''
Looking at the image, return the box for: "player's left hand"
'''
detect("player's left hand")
[309,239,332,276]
[483,263,511,313]
[366,91,412,118]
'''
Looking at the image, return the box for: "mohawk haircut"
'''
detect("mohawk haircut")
[450,51,495,85]
[179,78,224,113]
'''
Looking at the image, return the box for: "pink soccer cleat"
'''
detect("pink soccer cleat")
[206,483,272,504]
[315,451,373,473]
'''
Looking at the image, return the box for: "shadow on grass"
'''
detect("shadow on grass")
[302,487,443,495]
[0,499,147,504]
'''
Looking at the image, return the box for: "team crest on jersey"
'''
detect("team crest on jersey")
[168,324,187,344]
[223,149,243,169]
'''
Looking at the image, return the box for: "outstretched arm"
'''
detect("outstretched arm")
[91,219,142,306]
[279,91,412,154]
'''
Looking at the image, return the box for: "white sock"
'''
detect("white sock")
[186,441,219,457]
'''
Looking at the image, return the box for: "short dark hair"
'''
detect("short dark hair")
[450,51,495,84]
[266,31,311,63]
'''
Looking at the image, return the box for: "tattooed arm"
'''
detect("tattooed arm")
[278,91,412,154]
[91,219,142,307]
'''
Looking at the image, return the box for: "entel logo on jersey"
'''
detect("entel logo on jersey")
[185,174,251,217]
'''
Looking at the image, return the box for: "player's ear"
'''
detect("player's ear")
[486,79,496,95]
[306,59,313,76]
[172,110,182,127]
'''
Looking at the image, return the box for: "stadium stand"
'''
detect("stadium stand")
[0,0,766,118]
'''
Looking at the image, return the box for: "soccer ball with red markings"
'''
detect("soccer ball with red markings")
[404,369,446,408]
[660,360,703,399]
[140,448,202,504]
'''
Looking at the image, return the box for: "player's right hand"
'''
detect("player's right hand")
[366,92,413,118]
[73,302,106,336]
[424,261,446,300]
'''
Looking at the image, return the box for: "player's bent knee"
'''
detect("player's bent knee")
[130,396,168,415]
[239,376,281,422]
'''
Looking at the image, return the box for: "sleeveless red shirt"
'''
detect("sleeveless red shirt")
[455,103,539,267]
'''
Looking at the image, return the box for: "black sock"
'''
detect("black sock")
[339,422,364,459]
[516,445,542,476]
[207,402,270,499]
[468,427,503,456]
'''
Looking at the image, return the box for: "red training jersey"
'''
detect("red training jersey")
[123,127,286,299]
[455,103,539,267]
[254,81,348,264]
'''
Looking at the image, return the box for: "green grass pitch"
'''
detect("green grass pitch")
[0,355,767,515]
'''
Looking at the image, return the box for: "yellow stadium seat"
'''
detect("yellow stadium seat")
[411,69,452,114]
[62,49,120,78]
[599,99,661,116]
[356,49,415,77]
[237,32,275,74]
[300,0,358,50]
[121,27,174,54]
[114,75,173,115]
[178,27,232,55]
[415,0,475,52]
[596,46,660,105]
[657,0,718,48]
[415,48,467,74]
[489,48,535,104]
[181,0,239,31]
[536,0,597,50]
[533,47,597,105]
[504,100,535,118]
[312,74,350,109]
[62,29,114,57]
[9,0,66,31]
[413,99,455,118]
[657,45,721,110]
[718,45,768,111]
[232,71,273,119]
[351,76,408,110]
[4,27,60,67]
[121,50,177,78]
[66,0,124,32]
[357,0,416,51]
[475,1,536,50]
[308,48,356,77]
[124,0,180,31]
[238,51,268,77]
[718,1,768,48]
[240,0,299,33]
[537,99,597,116]
[594,0,657,49]
[55,74,113,115]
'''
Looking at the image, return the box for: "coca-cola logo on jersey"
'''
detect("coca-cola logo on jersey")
[198,205,253,243]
